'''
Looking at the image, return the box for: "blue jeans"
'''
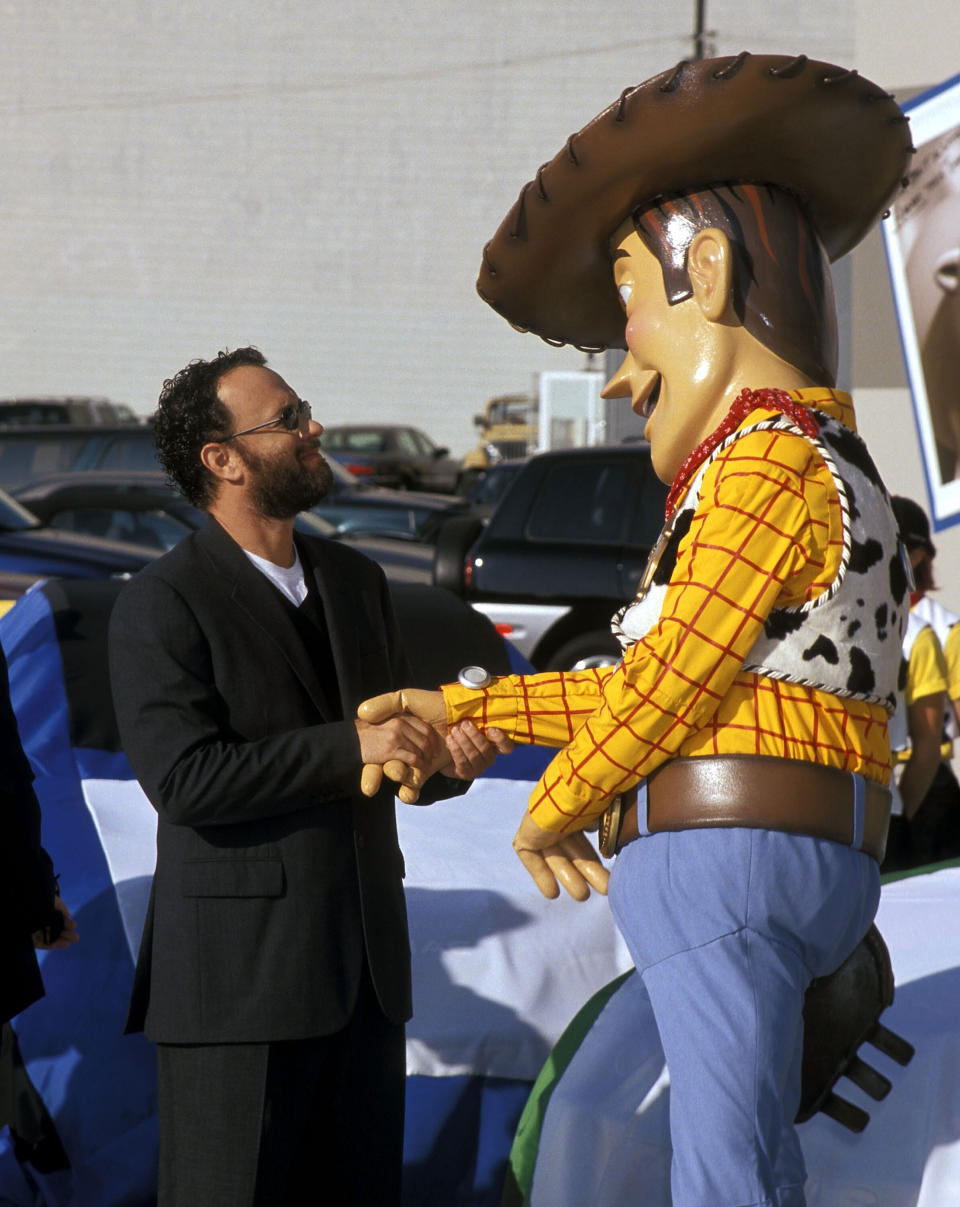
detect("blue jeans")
[608,823,880,1207]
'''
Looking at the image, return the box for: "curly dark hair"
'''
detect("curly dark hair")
[153,346,267,507]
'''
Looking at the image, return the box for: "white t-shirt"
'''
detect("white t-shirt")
[243,546,308,607]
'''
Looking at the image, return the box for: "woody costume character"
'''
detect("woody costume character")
[361,54,914,1205]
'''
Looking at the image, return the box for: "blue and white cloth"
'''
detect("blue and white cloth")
[0,580,631,1206]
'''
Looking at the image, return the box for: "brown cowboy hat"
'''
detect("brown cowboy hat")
[477,52,913,351]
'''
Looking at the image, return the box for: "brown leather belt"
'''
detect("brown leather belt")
[602,756,890,864]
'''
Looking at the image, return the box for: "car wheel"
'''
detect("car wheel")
[433,515,485,595]
[544,629,621,671]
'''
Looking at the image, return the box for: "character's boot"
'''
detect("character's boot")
[797,924,914,1132]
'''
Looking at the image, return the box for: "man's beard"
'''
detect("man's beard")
[237,442,333,519]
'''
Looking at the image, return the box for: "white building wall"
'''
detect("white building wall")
[3,1,960,612]
[0,1,853,458]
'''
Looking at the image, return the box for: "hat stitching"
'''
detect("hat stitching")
[479,53,915,351]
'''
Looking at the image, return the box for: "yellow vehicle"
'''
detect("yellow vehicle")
[460,394,537,488]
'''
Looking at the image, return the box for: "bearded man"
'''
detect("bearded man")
[108,346,502,1206]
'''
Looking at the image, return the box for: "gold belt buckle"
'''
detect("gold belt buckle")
[597,794,623,858]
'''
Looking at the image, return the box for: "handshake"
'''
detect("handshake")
[354,688,609,901]
[354,687,506,802]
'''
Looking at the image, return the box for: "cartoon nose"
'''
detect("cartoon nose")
[601,354,633,399]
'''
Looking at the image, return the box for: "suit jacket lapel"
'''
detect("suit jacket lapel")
[299,536,365,714]
[196,517,338,721]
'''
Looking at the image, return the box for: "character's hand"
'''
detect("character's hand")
[512,812,610,902]
[357,689,448,801]
[441,721,514,781]
[33,898,79,950]
[358,688,446,728]
[355,710,447,801]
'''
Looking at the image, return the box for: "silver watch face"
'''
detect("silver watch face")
[458,665,492,690]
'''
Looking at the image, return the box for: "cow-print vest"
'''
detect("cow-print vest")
[887,609,930,815]
[612,412,909,714]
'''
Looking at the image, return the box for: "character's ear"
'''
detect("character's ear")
[687,228,733,322]
[200,440,241,484]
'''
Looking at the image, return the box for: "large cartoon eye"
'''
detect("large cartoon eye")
[618,283,632,309]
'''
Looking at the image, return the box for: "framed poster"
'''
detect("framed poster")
[881,70,960,529]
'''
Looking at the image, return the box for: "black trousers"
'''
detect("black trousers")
[884,761,960,873]
[156,961,406,1206]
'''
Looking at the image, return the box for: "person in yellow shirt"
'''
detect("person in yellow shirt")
[363,54,912,1206]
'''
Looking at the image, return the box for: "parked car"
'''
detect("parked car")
[0,426,466,543]
[0,484,160,582]
[12,465,459,551]
[0,397,141,426]
[318,458,468,541]
[433,444,669,670]
[11,470,435,585]
[11,471,204,551]
[0,423,159,489]
[461,459,527,519]
[321,425,462,493]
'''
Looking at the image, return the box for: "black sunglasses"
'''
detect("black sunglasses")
[223,399,312,440]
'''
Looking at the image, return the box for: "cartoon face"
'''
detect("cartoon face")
[603,220,735,485]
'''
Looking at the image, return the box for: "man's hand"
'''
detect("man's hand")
[358,689,449,801]
[355,710,447,801]
[357,691,514,802]
[513,811,610,902]
[33,898,79,950]
[442,721,514,780]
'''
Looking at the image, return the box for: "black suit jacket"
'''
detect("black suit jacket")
[109,517,455,1044]
[0,647,57,1024]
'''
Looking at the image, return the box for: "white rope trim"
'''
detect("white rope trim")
[610,408,898,715]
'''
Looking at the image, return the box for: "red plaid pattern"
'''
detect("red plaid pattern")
[444,391,892,832]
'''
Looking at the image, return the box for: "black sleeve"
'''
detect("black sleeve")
[375,571,469,807]
[109,574,366,828]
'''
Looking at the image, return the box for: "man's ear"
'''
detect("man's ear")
[200,440,242,485]
[687,228,733,323]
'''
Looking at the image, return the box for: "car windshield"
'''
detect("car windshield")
[315,503,422,539]
[0,432,91,488]
[470,462,523,504]
[97,435,162,471]
[45,506,195,551]
[336,431,387,453]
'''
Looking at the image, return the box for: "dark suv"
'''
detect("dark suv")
[0,424,158,488]
[0,397,140,425]
[434,444,668,670]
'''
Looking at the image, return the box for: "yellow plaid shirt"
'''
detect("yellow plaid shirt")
[443,389,894,833]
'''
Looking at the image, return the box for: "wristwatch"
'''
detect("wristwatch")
[457,665,493,690]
